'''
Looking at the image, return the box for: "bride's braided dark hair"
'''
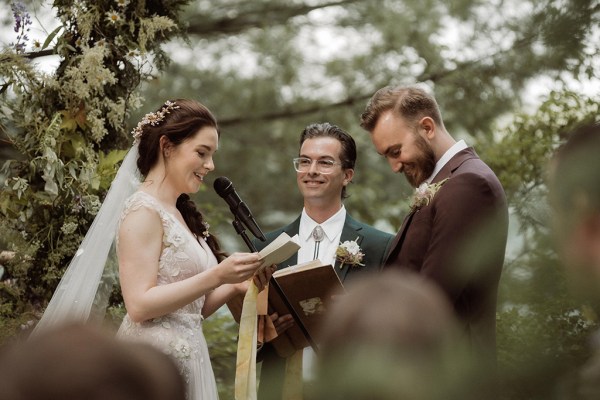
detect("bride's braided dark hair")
[136,99,226,261]
[176,194,225,261]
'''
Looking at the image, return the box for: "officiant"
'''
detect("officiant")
[253,122,393,400]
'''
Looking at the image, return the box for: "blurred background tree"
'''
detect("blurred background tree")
[1,0,599,398]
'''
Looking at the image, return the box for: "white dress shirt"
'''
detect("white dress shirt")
[425,139,468,183]
[297,205,346,266]
[297,205,346,381]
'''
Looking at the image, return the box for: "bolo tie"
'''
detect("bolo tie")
[312,225,324,260]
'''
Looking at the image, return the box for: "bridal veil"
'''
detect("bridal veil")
[32,143,141,335]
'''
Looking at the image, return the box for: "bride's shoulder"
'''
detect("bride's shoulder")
[117,197,164,247]
[121,191,163,219]
[125,191,160,209]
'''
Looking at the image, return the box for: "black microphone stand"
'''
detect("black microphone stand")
[231,215,319,355]
[232,217,255,252]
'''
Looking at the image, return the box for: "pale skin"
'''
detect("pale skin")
[370,110,455,178]
[271,136,354,335]
[118,126,274,323]
[297,137,354,223]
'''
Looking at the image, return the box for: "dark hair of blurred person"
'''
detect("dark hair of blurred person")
[0,323,186,400]
[549,122,600,302]
[549,122,600,400]
[311,269,483,400]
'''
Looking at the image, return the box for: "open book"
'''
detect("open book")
[227,232,301,322]
[257,232,301,273]
[266,259,345,357]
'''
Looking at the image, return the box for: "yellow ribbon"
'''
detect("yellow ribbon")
[282,349,304,400]
[235,281,259,400]
[234,282,304,400]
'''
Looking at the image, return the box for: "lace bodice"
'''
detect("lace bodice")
[117,191,218,316]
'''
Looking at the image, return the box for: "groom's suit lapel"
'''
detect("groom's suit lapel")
[383,210,416,267]
[432,147,477,184]
[383,148,478,268]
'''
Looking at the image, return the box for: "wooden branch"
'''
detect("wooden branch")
[187,0,362,36]
[23,49,56,59]
[217,60,483,127]
[218,29,540,127]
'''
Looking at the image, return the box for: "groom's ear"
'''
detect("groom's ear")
[418,117,436,140]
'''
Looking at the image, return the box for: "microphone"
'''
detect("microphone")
[214,176,266,241]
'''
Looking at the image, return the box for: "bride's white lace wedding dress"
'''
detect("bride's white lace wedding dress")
[116,191,219,400]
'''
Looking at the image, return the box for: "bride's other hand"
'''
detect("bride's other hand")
[253,264,276,292]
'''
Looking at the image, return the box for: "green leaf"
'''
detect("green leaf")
[58,111,77,132]
[42,26,63,51]
[0,197,11,215]
[99,149,128,168]
[62,132,86,159]
[97,149,128,191]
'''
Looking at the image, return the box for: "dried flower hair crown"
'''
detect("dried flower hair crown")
[131,100,180,142]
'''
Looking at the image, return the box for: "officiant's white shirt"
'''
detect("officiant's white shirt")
[297,205,346,380]
[297,205,346,266]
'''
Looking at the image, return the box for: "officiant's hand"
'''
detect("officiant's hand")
[253,264,277,292]
[269,312,294,337]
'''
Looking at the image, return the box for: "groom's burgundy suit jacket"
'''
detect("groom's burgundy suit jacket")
[384,147,508,357]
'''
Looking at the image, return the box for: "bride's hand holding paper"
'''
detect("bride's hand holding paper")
[213,252,263,285]
[233,261,276,295]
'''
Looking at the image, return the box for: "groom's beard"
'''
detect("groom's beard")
[404,133,436,188]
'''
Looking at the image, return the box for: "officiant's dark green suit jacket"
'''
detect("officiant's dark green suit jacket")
[253,213,393,400]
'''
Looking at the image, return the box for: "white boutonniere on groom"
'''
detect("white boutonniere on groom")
[409,178,449,212]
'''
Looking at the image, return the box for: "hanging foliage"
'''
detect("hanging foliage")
[0,0,189,323]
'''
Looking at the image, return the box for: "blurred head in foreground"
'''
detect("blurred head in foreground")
[549,122,600,301]
[0,323,186,400]
[313,269,479,400]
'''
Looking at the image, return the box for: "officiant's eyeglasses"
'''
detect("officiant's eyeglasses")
[293,157,341,174]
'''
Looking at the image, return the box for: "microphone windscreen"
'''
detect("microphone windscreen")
[213,176,232,196]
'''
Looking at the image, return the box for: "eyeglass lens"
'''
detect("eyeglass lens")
[293,158,337,173]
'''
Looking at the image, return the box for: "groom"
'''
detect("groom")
[254,122,393,400]
[360,85,508,366]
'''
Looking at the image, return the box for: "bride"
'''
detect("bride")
[34,99,273,399]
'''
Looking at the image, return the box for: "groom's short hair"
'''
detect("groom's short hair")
[360,84,445,132]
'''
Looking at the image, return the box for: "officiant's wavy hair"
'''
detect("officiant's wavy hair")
[360,85,446,132]
[136,99,226,261]
[300,122,356,198]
